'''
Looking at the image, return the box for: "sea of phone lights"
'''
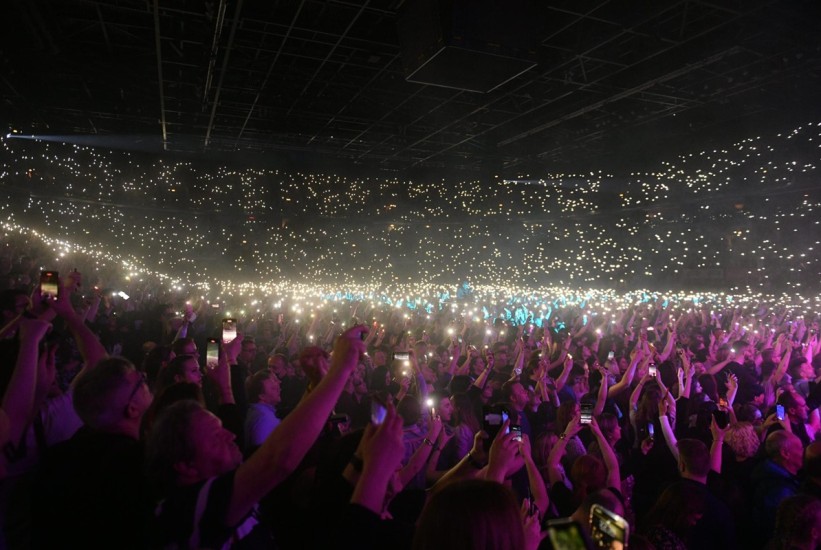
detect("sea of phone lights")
[0,122,820,326]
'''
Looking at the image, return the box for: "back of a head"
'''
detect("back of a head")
[765,430,794,461]
[170,337,195,357]
[397,395,421,427]
[571,454,607,496]
[773,495,821,549]
[155,354,195,394]
[73,357,134,430]
[724,422,760,460]
[413,479,524,550]
[645,481,707,536]
[677,438,710,477]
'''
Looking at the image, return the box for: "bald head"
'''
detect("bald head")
[766,431,804,475]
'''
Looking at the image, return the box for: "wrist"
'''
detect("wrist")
[467,450,486,467]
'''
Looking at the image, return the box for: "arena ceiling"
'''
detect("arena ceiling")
[2,0,820,174]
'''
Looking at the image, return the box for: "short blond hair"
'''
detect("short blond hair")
[724,422,760,460]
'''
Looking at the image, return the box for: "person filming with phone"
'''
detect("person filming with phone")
[146,324,367,548]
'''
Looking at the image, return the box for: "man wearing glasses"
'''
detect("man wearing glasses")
[32,357,153,548]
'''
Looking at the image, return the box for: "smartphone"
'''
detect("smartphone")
[607,351,615,361]
[713,408,729,429]
[510,424,523,442]
[393,351,410,362]
[776,404,785,421]
[580,402,593,425]
[40,271,59,299]
[222,318,237,343]
[647,423,654,437]
[649,364,658,377]
[545,518,592,550]
[589,504,629,550]
[371,400,387,425]
[482,405,507,450]
[718,397,728,409]
[205,337,220,370]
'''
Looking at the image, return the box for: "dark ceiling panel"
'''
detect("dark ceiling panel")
[1,0,820,174]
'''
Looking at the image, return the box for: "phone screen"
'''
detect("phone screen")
[510,425,523,442]
[222,318,237,344]
[589,504,629,550]
[393,352,410,362]
[205,338,219,370]
[648,364,658,377]
[580,402,593,425]
[607,351,615,361]
[371,400,387,425]
[776,404,785,421]
[40,271,59,299]
[546,519,590,550]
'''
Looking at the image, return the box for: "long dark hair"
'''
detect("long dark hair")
[413,479,525,550]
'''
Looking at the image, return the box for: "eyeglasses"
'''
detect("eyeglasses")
[124,371,147,416]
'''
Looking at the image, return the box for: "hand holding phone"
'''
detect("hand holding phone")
[580,402,593,425]
[40,271,59,300]
[222,318,237,344]
[205,337,220,370]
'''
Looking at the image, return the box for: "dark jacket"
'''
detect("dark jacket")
[751,458,800,544]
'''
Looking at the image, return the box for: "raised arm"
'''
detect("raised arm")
[589,416,621,489]
[46,285,108,388]
[547,415,581,486]
[770,341,793,385]
[520,434,549,520]
[593,367,609,418]
[351,406,406,515]
[657,332,675,363]
[554,354,574,392]
[658,398,679,462]
[401,416,440,486]
[2,318,51,447]
[608,353,639,398]
[228,325,366,525]
[708,416,727,474]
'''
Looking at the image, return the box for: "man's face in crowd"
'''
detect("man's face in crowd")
[495,347,509,366]
[437,397,453,423]
[509,382,529,412]
[240,342,257,364]
[789,394,810,422]
[352,372,368,396]
[260,375,281,406]
[268,355,287,377]
[186,410,243,479]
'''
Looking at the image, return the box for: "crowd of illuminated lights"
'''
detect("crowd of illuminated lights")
[3,222,821,324]
[0,123,819,317]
